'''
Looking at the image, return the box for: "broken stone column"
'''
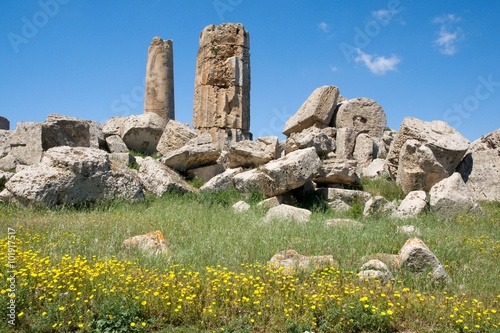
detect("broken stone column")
[144,37,175,121]
[0,116,9,130]
[193,23,251,148]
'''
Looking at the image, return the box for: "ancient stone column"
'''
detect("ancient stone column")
[144,37,175,121]
[0,116,9,130]
[193,23,251,148]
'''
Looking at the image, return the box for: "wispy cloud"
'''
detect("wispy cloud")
[329,65,338,73]
[432,14,464,55]
[318,21,329,33]
[354,49,400,75]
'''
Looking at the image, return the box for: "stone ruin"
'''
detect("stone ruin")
[192,23,252,147]
[0,116,9,130]
[0,22,499,217]
[144,37,175,121]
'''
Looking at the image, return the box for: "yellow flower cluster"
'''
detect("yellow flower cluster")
[1,232,498,332]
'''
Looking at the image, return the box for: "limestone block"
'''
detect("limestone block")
[232,200,250,213]
[200,167,243,192]
[361,158,387,179]
[393,190,427,219]
[268,249,337,275]
[42,114,91,150]
[0,154,19,171]
[144,37,175,121]
[0,116,9,130]
[161,143,220,172]
[121,113,167,154]
[102,116,126,137]
[0,130,11,158]
[394,238,449,282]
[283,86,339,136]
[109,153,136,166]
[353,133,375,167]
[386,118,469,191]
[429,172,481,219]
[225,136,278,168]
[88,120,106,149]
[5,146,143,206]
[186,164,225,183]
[458,130,500,202]
[106,135,129,153]
[313,159,360,186]
[233,147,322,197]
[335,127,356,159]
[263,204,311,223]
[363,196,397,216]
[285,125,335,156]
[335,97,387,138]
[359,259,392,282]
[138,157,197,196]
[8,122,44,165]
[468,128,500,152]
[156,120,197,155]
[123,230,169,256]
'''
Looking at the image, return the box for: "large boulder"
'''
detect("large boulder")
[224,136,279,168]
[353,133,375,167]
[361,158,387,179]
[4,146,143,206]
[268,249,337,275]
[199,167,243,192]
[359,259,392,282]
[468,128,500,152]
[41,114,91,150]
[102,116,126,137]
[123,230,169,256]
[233,147,322,197]
[156,120,197,156]
[458,129,500,202]
[138,157,197,196]
[429,172,481,219]
[8,122,44,165]
[263,204,311,223]
[283,86,339,136]
[394,238,449,282]
[160,134,220,172]
[105,135,129,153]
[0,130,12,158]
[334,97,387,138]
[335,127,356,159]
[186,164,225,183]
[392,190,427,219]
[121,113,167,154]
[387,118,469,194]
[284,125,335,156]
[313,159,360,186]
[88,120,106,149]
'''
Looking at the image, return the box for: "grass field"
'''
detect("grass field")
[0,181,499,332]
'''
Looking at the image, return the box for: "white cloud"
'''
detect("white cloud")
[354,49,400,75]
[432,14,464,55]
[329,65,338,72]
[318,21,329,33]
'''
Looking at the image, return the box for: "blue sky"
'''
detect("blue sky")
[1,0,499,142]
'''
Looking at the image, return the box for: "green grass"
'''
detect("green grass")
[0,191,498,332]
[361,177,406,202]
